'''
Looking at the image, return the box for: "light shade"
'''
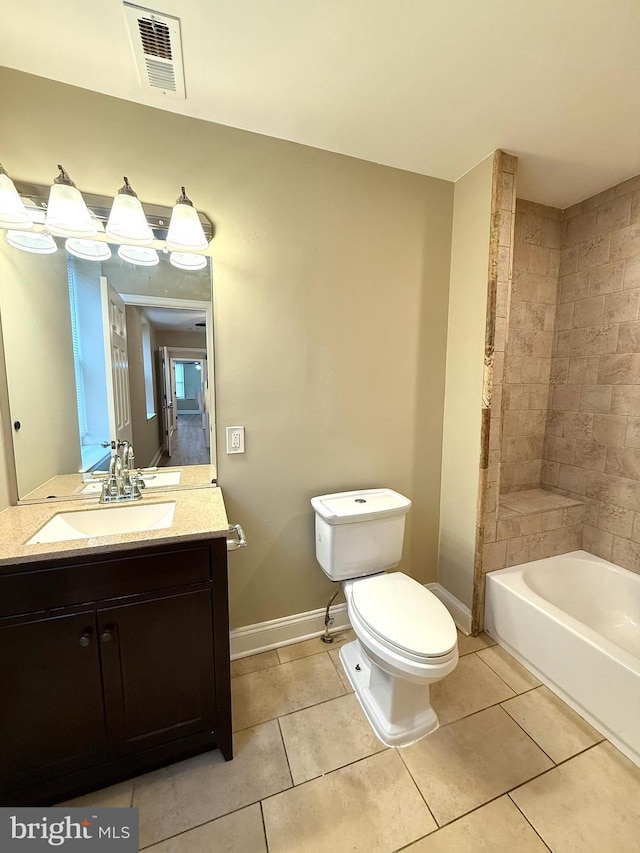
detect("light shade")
[44,165,97,239]
[166,187,208,252]
[169,251,207,271]
[66,238,112,262]
[118,244,159,266]
[0,165,33,230]
[6,230,57,254]
[105,177,153,245]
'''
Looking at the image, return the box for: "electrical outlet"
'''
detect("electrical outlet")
[226,426,245,454]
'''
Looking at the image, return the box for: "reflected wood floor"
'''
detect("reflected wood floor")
[159,414,210,467]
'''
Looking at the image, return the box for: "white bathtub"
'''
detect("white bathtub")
[485,550,640,767]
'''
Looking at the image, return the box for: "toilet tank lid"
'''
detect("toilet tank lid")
[311,489,411,524]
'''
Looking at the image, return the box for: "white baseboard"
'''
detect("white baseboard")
[230,603,351,660]
[427,583,472,635]
[149,447,163,468]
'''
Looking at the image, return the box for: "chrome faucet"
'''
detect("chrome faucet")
[100,441,146,503]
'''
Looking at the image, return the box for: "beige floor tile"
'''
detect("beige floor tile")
[328,647,354,693]
[430,652,515,726]
[477,645,541,693]
[402,795,549,852]
[232,652,346,731]
[263,749,437,853]
[60,779,133,809]
[511,741,640,853]
[132,720,291,848]
[279,693,386,784]
[401,705,553,825]
[143,804,267,852]
[456,630,496,656]
[231,649,279,678]
[502,685,603,763]
[276,628,356,664]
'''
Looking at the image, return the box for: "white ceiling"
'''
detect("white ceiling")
[143,306,206,331]
[2,0,640,208]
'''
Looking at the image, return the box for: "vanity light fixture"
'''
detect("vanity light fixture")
[6,229,57,254]
[45,165,98,239]
[65,238,113,262]
[117,244,159,266]
[166,187,208,253]
[169,251,207,271]
[105,177,154,245]
[0,164,33,230]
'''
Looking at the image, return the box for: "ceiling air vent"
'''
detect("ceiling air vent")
[123,3,186,98]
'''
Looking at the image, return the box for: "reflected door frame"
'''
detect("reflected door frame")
[120,294,215,471]
[170,354,209,446]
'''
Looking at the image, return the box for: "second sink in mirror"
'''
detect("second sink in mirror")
[81,470,182,494]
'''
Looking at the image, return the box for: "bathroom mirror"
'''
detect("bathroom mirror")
[0,236,216,502]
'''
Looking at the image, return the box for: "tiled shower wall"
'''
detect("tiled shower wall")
[501,201,562,492]
[545,176,640,573]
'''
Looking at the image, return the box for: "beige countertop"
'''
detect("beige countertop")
[0,486,229,568]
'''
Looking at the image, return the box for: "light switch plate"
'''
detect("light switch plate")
[226,426,245,454]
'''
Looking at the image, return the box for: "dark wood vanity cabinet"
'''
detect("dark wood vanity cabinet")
[0,536,232,806]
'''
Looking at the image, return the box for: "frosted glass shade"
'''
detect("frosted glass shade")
[0,172,32,229]
[45,182,97,238]
[166,202,208,252]
[118,245,159,266]
[6,230,57,254]
[169,251,207,271]
[66,238,112,261]
[106,193,153,245]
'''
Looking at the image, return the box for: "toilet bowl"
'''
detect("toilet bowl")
[340,571,458,746]
[311,488,459,747]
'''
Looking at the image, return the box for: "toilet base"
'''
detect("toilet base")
[339,640,440,747]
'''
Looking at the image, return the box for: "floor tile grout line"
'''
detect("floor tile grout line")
[259,800,270,853]
[232,632,354,677]
[276,716,296,789]
[499,700,558,765]
[137,800,266,851]
[473,647,541,695]
[234,677,528,740]
[232,684,351,736]
[395,747,440,829]
[507,793,554,853]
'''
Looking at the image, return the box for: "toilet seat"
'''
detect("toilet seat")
[348,572,457,662]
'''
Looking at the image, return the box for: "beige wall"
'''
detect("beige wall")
[155,331,207,350]
[438,154,495,609]
[0,68,454,628]
[0,243,80,497]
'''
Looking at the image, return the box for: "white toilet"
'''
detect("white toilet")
[311,488,458,747]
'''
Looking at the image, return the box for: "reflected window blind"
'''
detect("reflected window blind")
[67,258,88,439]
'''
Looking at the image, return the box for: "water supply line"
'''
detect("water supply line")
[321,584,342,644]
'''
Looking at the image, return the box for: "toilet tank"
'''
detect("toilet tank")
[311,489,412,581]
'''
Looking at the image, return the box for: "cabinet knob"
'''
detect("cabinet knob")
[79,630,92,648]
[101,628,114,644]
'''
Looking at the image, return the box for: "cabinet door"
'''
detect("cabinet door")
[99,589,216,756]
[0,611,107,792]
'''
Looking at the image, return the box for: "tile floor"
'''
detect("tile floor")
[64,629,640,852]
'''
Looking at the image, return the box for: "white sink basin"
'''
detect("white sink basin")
[81,471,182,494]
[27,502,177,545]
